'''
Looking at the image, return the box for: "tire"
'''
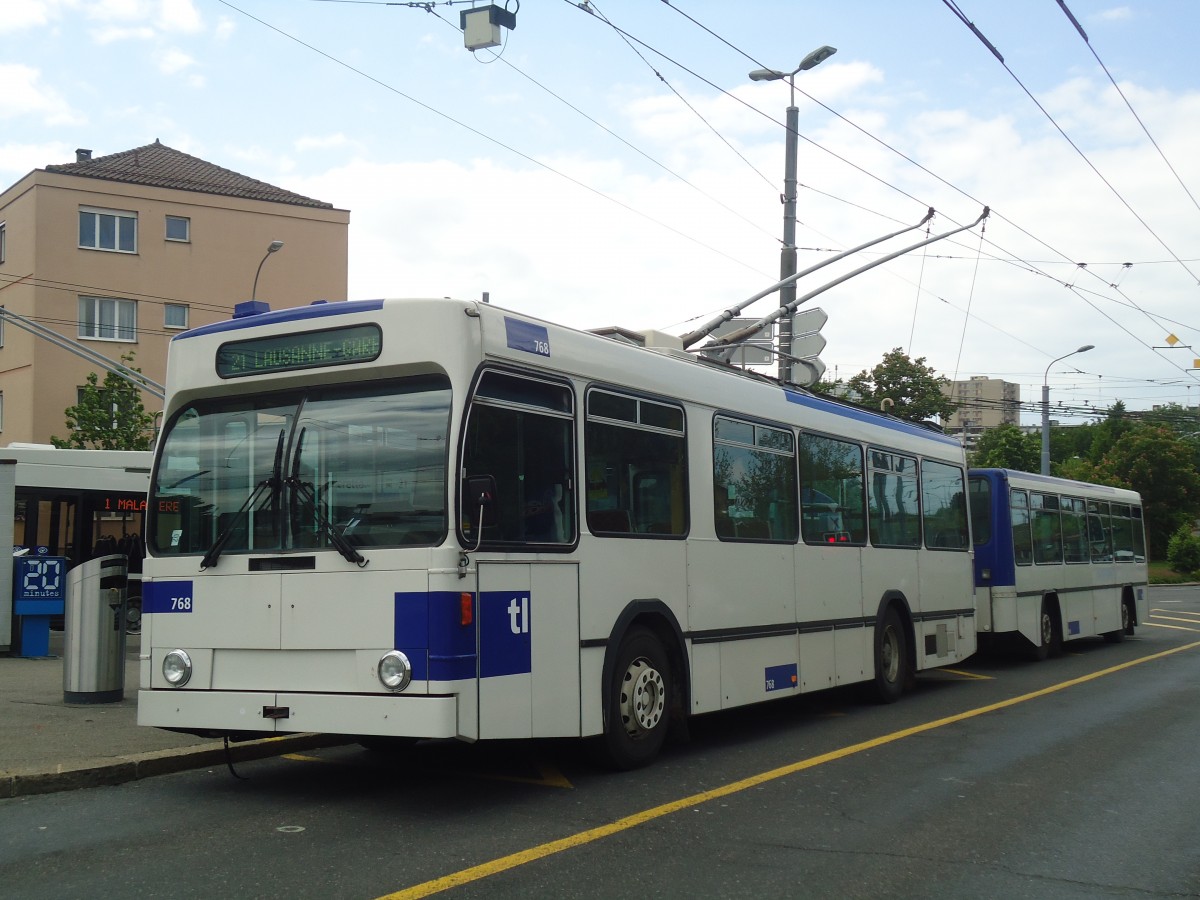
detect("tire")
[1104,596,1135,643]
[872,606,908,704]
[599,626,672,770]
[126,598,142,636]
[1027,598,1061,661]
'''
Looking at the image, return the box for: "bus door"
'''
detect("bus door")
[15,491,78,565]
[476,561,580,740]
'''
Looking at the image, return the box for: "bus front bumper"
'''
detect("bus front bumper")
[137,689,459,739]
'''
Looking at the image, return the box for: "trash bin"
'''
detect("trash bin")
[63,554,128,704]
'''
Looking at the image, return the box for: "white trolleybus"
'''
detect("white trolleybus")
[138,297,976,768]
[968,468,1147,660]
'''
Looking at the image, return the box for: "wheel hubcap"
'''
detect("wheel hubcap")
[620,657,665,737]
[881,628,900,683]
[1041,612,1053,646]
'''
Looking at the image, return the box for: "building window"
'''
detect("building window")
[79,296,137,342]
[165,215,190,242]
[164,303,189,329]
[0,221,6,264]
[0,392,4,431]
[79,207,137,253]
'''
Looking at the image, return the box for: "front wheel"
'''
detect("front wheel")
[598,626,672,770]
[872,607,909,704]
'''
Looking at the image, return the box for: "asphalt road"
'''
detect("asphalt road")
[3,586,1199,899]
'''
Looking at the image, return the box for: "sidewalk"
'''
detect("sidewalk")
[0,631,341,799]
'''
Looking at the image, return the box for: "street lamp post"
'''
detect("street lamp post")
[750,44,836,382]
[1041,344,1094,475]
[251,240,285,301]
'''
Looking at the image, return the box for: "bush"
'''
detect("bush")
[1166,523,1200,575]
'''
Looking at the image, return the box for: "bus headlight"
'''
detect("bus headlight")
[163,649,193,687]
[377,650,412,692]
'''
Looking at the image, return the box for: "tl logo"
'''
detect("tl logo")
[507,595,530,635]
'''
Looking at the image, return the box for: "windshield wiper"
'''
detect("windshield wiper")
[286,427,368,568]
[200,431,283,570]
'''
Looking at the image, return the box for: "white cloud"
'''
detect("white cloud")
[91,25,155,44]
[1097,6,1133,22]
[0,141,73,177]
[0,0,72,34]
[157,0,202,34]
[154,47,196,75]
[214,16,235,41]
[0,64,83,126]
[295,134,355,152]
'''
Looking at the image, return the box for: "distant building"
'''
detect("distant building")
[0,142,349,445]
[941,376,1021,447]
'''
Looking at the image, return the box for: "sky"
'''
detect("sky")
[4,0,1200,425]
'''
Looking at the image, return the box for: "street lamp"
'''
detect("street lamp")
[251,240,285,301]
[750,44,837,382]
[1041,343,1094,475]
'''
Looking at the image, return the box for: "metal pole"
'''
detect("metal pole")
[778,95,799,382]
[1041,381,1051,476]
[1041,344,1094,475]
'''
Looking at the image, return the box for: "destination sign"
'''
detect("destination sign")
[216,324,382,378]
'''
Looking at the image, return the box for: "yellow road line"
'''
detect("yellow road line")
[939,668,994,680]
[380,639,1200,899]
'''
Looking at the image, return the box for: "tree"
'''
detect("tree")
[51,352,156,451]
[969,424,1039,471]
[844,348,957,423]
[1093,425,1200,557]
[1166,524,1200,574]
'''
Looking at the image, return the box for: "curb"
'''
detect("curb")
[0,733,348,799]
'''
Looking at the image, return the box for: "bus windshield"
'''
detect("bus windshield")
[149,376,452,557]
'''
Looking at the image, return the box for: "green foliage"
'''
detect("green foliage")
[51,352,156,451]
[844,347,956,423]
[1166,523,1200,575]
[969,424,1039,471]
[1093,425,1200,557]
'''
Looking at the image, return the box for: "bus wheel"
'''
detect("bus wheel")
[601,626,671,770]
[126,598,142,636]
[1104,597,1134,643]
[1028,599,1061,660]
[872,607,907,704]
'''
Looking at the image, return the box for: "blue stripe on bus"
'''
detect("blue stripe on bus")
[765,663,798,692]
[782,389,961,446]
[174,299,387,341]
[504,317,551,357]
[143,580,194,613]
[479,591,533,677]
[395,591,477,682]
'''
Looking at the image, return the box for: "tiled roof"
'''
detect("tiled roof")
[44,141,333,209]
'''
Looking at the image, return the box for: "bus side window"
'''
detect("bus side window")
[585,390,687,538]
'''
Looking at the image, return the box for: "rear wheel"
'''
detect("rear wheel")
[872,607,908,704]
[599,626,672,770]
[1104,596,1135,643]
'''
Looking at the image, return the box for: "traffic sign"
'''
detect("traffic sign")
[791,332,826,360]
[791,307,828,336]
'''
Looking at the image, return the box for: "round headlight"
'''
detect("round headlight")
[163,649,193,687]
[377,650,412,692]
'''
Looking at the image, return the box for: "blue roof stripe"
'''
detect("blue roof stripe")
[783,389,960,446]
[174,299,386,341]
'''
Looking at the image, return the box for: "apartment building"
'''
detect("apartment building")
[0,141,349,445]
[941,375,1021,445]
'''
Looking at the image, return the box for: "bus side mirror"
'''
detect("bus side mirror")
[464,475,498,528]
